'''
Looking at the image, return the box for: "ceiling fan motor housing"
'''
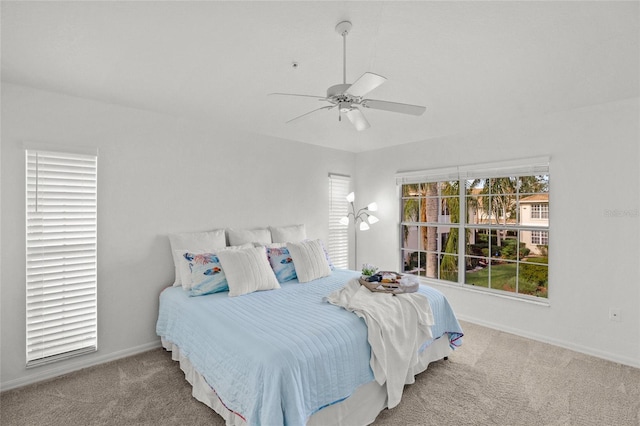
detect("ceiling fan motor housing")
[327,83,358,110]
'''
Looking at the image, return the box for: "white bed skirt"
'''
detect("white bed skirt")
[161,336,452,426]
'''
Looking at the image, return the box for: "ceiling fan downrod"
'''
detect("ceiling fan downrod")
[335,21,352,85]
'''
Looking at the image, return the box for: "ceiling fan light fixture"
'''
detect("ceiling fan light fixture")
[339,102,352,112]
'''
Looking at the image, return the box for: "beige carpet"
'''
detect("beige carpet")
[2,321,639,426]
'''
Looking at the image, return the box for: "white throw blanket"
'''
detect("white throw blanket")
[325,279,434,408]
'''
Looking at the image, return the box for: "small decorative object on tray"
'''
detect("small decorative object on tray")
[359,270,404,294]
[358,268,421,294]
[361,263,378,278]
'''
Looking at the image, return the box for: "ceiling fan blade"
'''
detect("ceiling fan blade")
[345,107,370,131]
[361,99,426,116]
[345,72,387,97]
[286,105,335,124]
[269,92,328,101]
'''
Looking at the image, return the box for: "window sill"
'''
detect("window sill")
[418,277,551,307]
[27,346,97,369]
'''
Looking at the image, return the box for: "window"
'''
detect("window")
[26,148,98,366]
[328,174,351,269]
[531,231,549,245]
[398,158,549,299]
[400,181,459,283]
[531,203,549,219]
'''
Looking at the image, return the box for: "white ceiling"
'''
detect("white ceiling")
[2,1,638,153]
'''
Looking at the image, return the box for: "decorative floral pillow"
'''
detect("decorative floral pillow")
[168,229,226,287]
[183,252,229,296]
[319,239,336,270]
[266,246,297,283]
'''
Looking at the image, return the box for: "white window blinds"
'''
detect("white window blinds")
[26,149,98,366]
[328,174,350,269]
[396,157,550,184]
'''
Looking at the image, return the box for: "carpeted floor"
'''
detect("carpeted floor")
[2,321,639,425]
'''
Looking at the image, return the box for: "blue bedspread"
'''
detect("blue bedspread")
[156,269,463,426]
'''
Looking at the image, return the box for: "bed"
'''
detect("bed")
[156,268,463,426]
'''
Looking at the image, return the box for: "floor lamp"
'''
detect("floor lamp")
[339,192,379,270]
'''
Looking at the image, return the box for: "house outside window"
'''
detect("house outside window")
[519,195,549,255]
[531,230,549,245]
[397,158,549,299]
[531,202,549,219]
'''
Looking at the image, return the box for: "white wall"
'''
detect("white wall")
[0,83,355,390]
[2,82,637,391]
[354,97,640,367]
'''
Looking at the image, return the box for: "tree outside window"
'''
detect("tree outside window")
[400,171,549,299]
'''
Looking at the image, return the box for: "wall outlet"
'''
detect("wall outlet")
[609,308,622,322]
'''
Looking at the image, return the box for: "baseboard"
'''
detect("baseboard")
[3,320,637,392]
[457,315,640,369]
[0,340,162,392]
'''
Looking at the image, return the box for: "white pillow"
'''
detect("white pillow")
[169,230,226,286]
[227,228,272,246]
[217,246,280,297]
[287,239,332,283]
[230,243,255,250]
[270,224,307,243]
[254,242,286,248]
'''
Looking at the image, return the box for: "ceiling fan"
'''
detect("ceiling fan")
[269,21,426,131]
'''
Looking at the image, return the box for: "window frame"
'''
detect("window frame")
[397,157,550,301]
[328,173,351,269]
[25,147,98,367]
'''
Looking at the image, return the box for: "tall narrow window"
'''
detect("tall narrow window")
[328,174,351,269]
[26,148,98,366]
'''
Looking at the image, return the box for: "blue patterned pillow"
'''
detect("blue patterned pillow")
[266,246,297,283]
[319,240,336,270]
[184,252,229,296]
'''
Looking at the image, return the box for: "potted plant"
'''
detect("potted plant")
[361,263,378,279]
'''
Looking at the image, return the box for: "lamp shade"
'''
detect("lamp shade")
[367,202,378,211]
[359,221,370,231]
[346,192,355,203]
[368,215,379,224]
[339,216,350,226]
